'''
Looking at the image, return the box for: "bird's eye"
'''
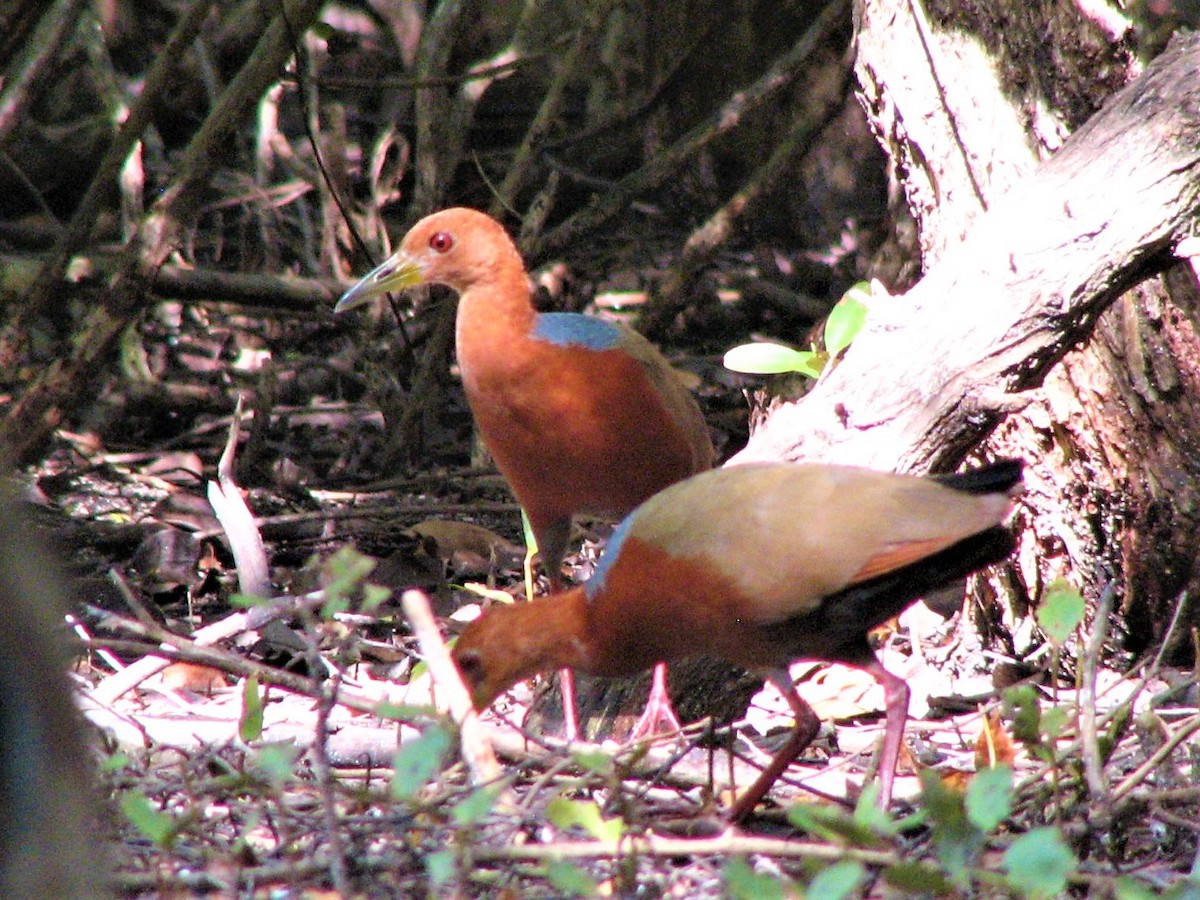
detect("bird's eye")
[429,231,454,253]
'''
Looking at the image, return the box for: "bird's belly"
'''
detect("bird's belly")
[463,345,700,520]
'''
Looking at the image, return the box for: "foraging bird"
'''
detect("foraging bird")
[452,459,1022,820]
[336,208,714,739]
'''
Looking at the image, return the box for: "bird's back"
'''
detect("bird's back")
[579,462,1019,670]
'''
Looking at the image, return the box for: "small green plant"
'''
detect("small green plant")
[1004,580,1088,767]
[238,671,265,742]
[771,768,1087,897]
[321,545,388,616]
[535,797,626,897]
[390,722,453,801]
[723,281,875,378]
[118,791,180,849]
[1036,579,1087,646]
[723,856,795,899]
[545,796,626,843]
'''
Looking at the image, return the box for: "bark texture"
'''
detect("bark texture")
[737,7,1200,652]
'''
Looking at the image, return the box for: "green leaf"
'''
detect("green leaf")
[545,797,624,843]
[1037,579,1085,645]
[100,751,132,773]
[425,849,456,888]
[842,281,875,306]
[852,783,899,837]
[808,860,865,899]
[229,592,271,608]
[118,791,176,848]
[823,291,869,358]
[251,741,299,787]
[1040,705,1072,741]
[788,801,883,847]
[452,785,501,826]
[920,770,983,887]
[545,859,601,897]
[1004,683,1042,746]
[391,724,452,800]
[1113,875,1160,900]
[1002,827,1077,899]
[882,861,955,894]
[520,508,538,552]
[362,583,392,612]
[964,766,1013,832]
[723,858,789,900]
[239,672,264,742]
[723,342,825,377]
[373,700,436,721]
[322,546,378,617]
[570,748,615,775]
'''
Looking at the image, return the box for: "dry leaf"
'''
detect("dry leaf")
[975,709,1016,769]
[159,662,229,694]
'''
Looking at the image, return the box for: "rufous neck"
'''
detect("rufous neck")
[455,265,538,336]
[497,588,593,676]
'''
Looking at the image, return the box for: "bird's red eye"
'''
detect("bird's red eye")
[429,231,454,253]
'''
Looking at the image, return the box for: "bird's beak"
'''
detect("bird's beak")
[334,251,425,312]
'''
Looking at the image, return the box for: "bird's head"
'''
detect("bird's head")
[451,608,535,713]
[451,590,589,713]
[335,207,520,311]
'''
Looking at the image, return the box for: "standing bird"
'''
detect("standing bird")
[336,208,714,739]
[452,459,1022,820]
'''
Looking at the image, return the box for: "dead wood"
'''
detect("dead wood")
[731,32,1200,472]
[0,0,326,466]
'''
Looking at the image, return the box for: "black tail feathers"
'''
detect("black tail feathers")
[932,459,1023,496]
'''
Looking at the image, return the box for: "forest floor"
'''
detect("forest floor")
[30,269,1198,898]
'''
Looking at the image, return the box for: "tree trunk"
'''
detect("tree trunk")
[736,8,1200,654]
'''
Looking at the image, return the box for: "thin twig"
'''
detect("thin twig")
[471,834,901,864]
[529,0,846,259]
[305,639,351,894]
[1111,713,1200,804]
[645,53,850,335]
[1080,581,1114,800]
[400,588,504,789]
[491,0,616,219]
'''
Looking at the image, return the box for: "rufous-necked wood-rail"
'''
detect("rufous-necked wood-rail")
[452,459,1022,821]
[336,208,714,740]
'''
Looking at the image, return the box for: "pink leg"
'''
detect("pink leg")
[728,669,821,823]
[559,669,579,741]
[628,663,683,740]
[861,656,910,808]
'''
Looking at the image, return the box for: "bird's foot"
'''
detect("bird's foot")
[627,664,683,741]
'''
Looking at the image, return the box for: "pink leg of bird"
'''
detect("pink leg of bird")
[628,662,682,740]
[558,670,580,741]
[860,655,912,808]
[729,669,821,823]
[729,657,913,822]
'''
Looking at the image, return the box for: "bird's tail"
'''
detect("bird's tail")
[931,458,1024,496]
